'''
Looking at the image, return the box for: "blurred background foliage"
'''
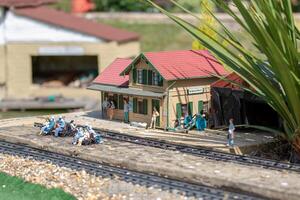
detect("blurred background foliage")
[54,0,300,13]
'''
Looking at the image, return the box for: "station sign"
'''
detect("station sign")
[188,87,210,95]
[38,46,85,55]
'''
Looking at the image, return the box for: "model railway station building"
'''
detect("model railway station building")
[88,50,228,129]
[0,0,140,99]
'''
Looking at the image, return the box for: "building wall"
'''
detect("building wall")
[4,41,139,98]
[121,58,219,128]
[167,77,219,127]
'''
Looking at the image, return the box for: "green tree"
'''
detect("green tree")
[148,0,300,156]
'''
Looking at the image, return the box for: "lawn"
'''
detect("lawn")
[0,172,75,200]
[100,20,193,52]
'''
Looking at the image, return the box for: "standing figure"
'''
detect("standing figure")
[199,110,207,131]
[55,116,65,137]
[102,97,109,119]
[195,113,202,131]
[40,116,56,135]
[123,98,130,123]
[149,107,160,129]
[107,100,115,120]
[227,118,235,147]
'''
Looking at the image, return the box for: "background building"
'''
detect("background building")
[0,0,140,99]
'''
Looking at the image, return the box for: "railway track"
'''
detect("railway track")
[94,128,300,173]
[33,122,300,172]
[0,140,262,200]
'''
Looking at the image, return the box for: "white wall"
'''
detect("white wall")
[0,11,103,44]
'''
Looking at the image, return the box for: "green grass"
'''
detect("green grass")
[100,20,193,52]
[0,172,75,200]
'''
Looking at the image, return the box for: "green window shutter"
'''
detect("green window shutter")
[188,102,193,115]
[142,69,148,84]
[113,94,119,109]
[198,101,203,114]
[176,103,182,119]
[143,99,148,115]
[119,95,124,110]
[133,68,137,83]
[148,70,153,85]
[158,74,163,86]
[133,98,137,113]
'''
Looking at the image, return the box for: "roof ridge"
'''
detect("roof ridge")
[13,6,139,43]
[144,49,209,55]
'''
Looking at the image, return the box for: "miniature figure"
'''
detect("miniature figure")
[196,111,207,131]
[123,98,130,123]
[62,120,77,137]
[169,119,188,133]
[184,113,192,129]
[72,127,85,145]
[107,99,115,120]
[227,118,235,147]
[72,125,102,146]
[39,116,56,135]
[55,116,66,137]
[149,107,159,129]
[102,97,109,119]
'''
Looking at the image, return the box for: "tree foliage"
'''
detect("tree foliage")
[147,0,300,155]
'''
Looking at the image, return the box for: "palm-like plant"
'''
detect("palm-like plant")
[147,0,300,155]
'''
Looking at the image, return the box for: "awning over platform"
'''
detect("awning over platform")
[87,84,165,98]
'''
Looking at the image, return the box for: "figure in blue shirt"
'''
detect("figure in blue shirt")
[40,116,55,135]
[196,111,207,131]
[184,113,192,129]
[55,116,65,137]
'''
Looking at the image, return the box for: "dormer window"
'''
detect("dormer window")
[133,69,163,87]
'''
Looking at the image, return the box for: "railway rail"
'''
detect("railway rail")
[34,122,300,172]
[96,128,300,173]
[0,140,262,200]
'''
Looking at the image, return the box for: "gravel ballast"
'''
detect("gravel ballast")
[0,154,192,200]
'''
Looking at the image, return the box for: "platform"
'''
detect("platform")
[0,112,299,200]
[0,110,275,154]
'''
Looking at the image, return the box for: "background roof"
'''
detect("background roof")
[93,58,132,87]
[144,50,228,81]
[0,0,56,7]
[14,7,139,43]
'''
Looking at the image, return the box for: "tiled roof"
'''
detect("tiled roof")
[93,58,132,87]
[211,73,247,90]
[144,50,228,81]
[0,0,56,7]
[14,7,139,43]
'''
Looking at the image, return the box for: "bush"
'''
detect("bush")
[94,0,154,12]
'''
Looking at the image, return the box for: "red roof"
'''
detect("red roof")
[211,73,246,90]
[93,58,132,87]
[0,0,56,7]
[14,7,139,43]
[143,50,228,81]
